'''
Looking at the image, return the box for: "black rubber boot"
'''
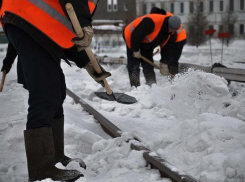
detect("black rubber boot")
[52,117,86,169]
[144,71,156,86]
[128,71,140,87]
[24,127,83,182]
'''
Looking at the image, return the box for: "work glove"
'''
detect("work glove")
[84,62,111,87]
[133,50,141,59]
[159,62,169,75]
[72,26,93,52]
[1,60,12,74]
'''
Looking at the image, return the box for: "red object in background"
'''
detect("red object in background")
[218,33,231,38]
[205,29,216,35]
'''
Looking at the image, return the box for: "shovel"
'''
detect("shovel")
[140,55,160,69]
[0,70,6,92]
[66,3,137,104]
[140,56,174,78]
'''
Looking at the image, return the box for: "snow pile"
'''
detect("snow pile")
[1,40,245,182]
[154,69,230,119]
[92,69,231,119]
[86,68,245,182]
[81,134,168,182]
[0,80,167,182]
[155,113,245,182]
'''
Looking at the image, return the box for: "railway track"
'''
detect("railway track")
[66,88,198,182]
[95,55,245,83]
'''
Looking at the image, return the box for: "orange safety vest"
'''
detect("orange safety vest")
[166,12,173,16]
[124,14,167,49]
[88,0,98,14]
[1,0,77,49]
[176,24,186,42]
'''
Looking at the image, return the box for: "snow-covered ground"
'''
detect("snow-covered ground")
[0,40,245,182]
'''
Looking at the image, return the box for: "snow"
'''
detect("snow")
[0,39,245,182]
[93,25,122,31]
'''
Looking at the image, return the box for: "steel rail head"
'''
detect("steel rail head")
[66,88,122,138]
[131,143,198,182]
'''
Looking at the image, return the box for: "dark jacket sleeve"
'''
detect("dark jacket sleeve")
[169,39,186,66]
[3,42,17,66]
[63,46,90,68]
[130,18,155,52]
[59,0,92,27]
[160,32,177,64]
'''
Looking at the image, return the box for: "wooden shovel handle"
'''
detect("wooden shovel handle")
[0,70,6,92]
[141,55,160,70]
[66,3,112,95]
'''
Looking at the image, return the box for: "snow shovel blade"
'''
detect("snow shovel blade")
[94,92,137,104]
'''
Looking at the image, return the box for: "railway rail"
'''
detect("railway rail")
[66,54,244,181]
[95,55,245,83]
[66,88,198,182]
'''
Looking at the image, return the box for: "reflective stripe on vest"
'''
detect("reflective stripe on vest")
[2,0,76,49]
[88,0,98,14]
[166,12,173,16]
[176,25,187,42]
[124,14,166,49]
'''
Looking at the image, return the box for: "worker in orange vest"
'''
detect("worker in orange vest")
[150,7,187,76]
[0,0,111,181]
[123,13,181,87]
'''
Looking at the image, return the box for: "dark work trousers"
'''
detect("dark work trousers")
[161,40,186,67]
[6,24,66,129]
[17,58,28,90]
[160,40,186,75]
[126,47,156,87]
[169,41,185,67]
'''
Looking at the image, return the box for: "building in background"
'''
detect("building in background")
[93,0,136,26]
[136,0,245,38]
[1,0,244,44]
[92,0,137,50]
